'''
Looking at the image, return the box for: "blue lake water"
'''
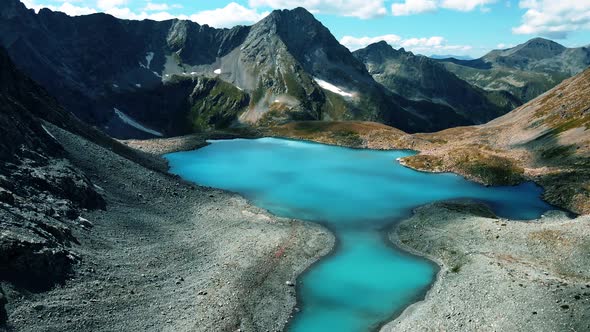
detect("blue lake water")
[165,137,553,332]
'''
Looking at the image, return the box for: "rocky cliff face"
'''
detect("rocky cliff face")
[354,41,520,124]
[0,46,109,324]
[437,38,590,102]
[0,1,479,136]
[0,0,251,137]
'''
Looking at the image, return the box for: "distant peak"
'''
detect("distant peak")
[290,7,314,15]
[521,37,565,49]
[527,37,555,43]
[257,6,322,31]
[266,6,315,20]
[367,41,393,50]
[353,41,405,61]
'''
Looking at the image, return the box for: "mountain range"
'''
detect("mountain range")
[0,0,589,140]
[353,41,520,124]
[429,54,473,60]
[0,1,532,138]
[436,38,590,102]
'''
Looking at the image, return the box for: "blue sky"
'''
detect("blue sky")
[21,0,590,57]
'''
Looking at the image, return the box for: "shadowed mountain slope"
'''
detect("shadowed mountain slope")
[353,41,521,124]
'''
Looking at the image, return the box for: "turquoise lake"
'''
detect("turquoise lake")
[165,137,553,332]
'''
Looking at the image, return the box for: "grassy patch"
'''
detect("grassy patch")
[450,265,462,273]
[462,160,523,185]
[329,130,363,147]
[540,145,576,160]
[403,155,445,171]
[188,78,249,131]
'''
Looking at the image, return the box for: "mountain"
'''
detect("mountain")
[403,67,590,214]
[353,41,521,124]
[0,1,473,136]
[0,0,253,138]
[0,40,171,302]
[429,54,473,60]
[436,38,590,102]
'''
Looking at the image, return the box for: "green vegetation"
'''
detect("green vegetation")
[540,145,576,160]
[461,158,524,185]
[322,91,350,120]
[403,155,445,171]
[188,78,249,132]
[329,130,363,147]
[442,62,566,103]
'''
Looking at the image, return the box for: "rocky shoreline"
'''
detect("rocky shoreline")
[383,201,590,332]
[1,125,333,332]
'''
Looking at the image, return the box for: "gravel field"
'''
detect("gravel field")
[383,202,590,332]
[1,125,333,332]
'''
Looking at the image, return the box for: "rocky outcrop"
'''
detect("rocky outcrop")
[0,287,6,324]
[0,46,104,295]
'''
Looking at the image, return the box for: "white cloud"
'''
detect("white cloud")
[102,6,167,20]
[440,0,496,11]
[512,0,590,38]
[22,1,267,27]
[249,0,387,19]
[392,0,437,16]
[340,34,403,50]
[144,3,169,11]
[22,0,96,16]
[340,34,472,55]
[55,2,97,15]
[391,0,496,15]
[190,2,269,28]
[96,0,127,11]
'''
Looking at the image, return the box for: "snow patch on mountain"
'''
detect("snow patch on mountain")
[114,108,163,137]
[140,52,155,70]
[313,78,354,97]
[145,52,154,69]
[41,124,57,141]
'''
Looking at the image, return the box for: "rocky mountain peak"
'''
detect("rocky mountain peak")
[263,7,317,24]
[353,41,405,63]
[254,7,332,46]
[522,37,565,49]
[0,0,28,19]
[249,6,371,84]
[367,41,395,52]
[502,37,566,59]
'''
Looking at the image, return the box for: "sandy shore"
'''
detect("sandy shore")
[382,201,590,332]
[1,125,333,332]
